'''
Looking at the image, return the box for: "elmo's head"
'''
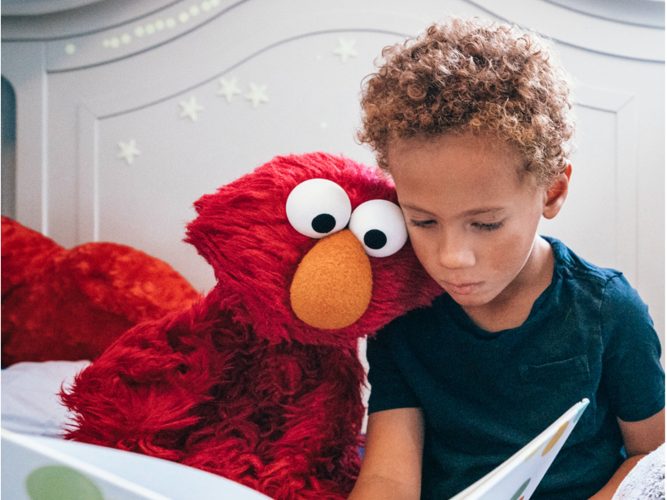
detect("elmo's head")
[186,152,441,347]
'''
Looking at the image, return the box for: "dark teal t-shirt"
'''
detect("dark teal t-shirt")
[367,237,664,499]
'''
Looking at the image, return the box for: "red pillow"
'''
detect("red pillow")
[1,216,201,367]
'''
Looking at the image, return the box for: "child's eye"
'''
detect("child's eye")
[410,219,436,228]
[472,221,504,231]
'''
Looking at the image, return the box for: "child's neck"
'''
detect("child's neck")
[461,237,555,333]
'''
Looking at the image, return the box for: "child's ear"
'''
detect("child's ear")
[543,164,572,219]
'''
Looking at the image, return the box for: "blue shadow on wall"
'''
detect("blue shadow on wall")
[2,76,16,218]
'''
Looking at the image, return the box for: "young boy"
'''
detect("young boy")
[349,17,665,500]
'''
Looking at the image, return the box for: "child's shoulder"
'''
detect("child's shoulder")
[547,236,623,284]
[546,236,647,313]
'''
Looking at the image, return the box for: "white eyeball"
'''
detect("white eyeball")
[349,199,408,257]
[285,179,352,238]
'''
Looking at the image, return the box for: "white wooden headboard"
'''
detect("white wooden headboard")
[2,0,664,348]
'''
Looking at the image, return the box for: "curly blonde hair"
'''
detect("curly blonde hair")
[358,17,575,185]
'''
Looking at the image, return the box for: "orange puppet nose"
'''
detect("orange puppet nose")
[290,229,372,330]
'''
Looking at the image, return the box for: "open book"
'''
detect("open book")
[452,398,590,500]
[1,428,270,500]
[2,398,588,500]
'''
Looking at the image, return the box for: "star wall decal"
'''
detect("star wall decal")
[179,95,204,121]
[333,38,358,62]
[245,83,269,108]
[217,77,242,102]
[117,139,141,165]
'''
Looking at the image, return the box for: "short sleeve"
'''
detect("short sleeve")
[366,324,420,414]
[601,274,665,422]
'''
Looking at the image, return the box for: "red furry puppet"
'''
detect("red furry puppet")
[63,152,441,499]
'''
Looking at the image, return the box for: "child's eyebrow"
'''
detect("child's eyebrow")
[399,203,434,215]
[460,207,506,217]
[399,204,506,219]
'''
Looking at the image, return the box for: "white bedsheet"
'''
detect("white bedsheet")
[613,443,665,500]
[1,360,90,437]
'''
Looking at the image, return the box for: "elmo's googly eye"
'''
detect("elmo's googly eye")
[349,200,408,257]
[286,179,352,238]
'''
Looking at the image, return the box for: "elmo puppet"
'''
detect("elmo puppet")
[63,152,441,499]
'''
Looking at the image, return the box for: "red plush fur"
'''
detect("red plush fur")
[62,153,442,499]
[1,217,201,367]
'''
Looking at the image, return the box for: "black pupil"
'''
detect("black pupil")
[312,213,336,234]
[364,229,387,250]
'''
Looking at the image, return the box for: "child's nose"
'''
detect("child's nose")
[438,236,476,269]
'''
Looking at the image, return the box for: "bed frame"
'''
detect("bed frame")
[2,0,664,342]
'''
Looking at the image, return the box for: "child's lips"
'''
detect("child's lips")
[442,281,483,295]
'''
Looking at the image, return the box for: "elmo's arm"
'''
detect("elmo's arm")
[61,296,224,462]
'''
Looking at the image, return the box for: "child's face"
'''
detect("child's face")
[387,132,555,309]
